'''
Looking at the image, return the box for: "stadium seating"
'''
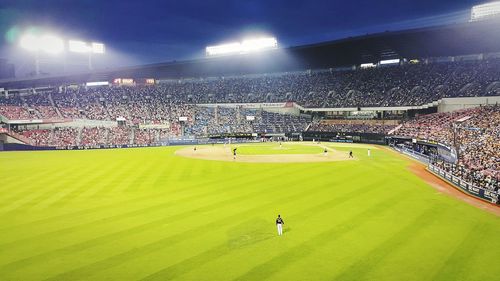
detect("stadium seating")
[1,59,498,196]
[308,122,396,134]
[1,60,500,124]
[391,106,499,192]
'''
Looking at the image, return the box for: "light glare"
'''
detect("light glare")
[69,40,91,53]
[20,33,64,54]
[91,42,105,54]
[19,34,40,52]
[69,40,105,54]
[40,35,64,54]
[471,1,500,21]
[206,37,278,56]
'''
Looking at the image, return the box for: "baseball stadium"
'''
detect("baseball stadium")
[0,1,500,281]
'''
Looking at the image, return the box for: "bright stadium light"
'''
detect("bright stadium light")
[380,59,400,65]
[39,34,64,54]
[18,29,105,74]
[19,33,64,54]
[19,31,65,75]
[69,40,91,53]
[241,37,277,53]
[91,42,105,54]
[206,37,278,56]
[19,34,39,52]
[206,42,241,56]
[69,40,105,70]
[69,40,105,54]
[471,1,500,21]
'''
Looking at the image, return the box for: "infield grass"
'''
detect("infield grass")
[0,142,499,281]
[235,143,324,155]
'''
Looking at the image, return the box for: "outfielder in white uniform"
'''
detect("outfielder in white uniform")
[367,148,371,157]
[276,215,284,236]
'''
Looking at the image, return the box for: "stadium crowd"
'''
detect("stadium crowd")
[13,105,310,147]
[392,106,500,192]
[308,122,396,134]
[1,60,499,192]
[1,60,500,122]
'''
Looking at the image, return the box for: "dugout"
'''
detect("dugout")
[388,136,457,163]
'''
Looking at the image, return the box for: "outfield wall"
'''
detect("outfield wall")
[0,137,259,151]
[0,143,169,151]
[302,131,386,144]
[428,164,499,205]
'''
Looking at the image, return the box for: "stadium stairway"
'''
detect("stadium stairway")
[76,127,83,146]
[130,127,135,145]
[48,92,64,119]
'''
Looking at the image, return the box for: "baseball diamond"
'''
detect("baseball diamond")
[1,1,500,280]
[0,142,499,280]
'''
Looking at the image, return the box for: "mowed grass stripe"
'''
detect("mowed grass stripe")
[231,192,407,281]
[0,161,113,213]
[51,159,128,205]
[78,177,386,280]
[88,159,143,197]
[1,144,499,281]
[39,173,375,281]
[0,160,300,243]
[0,164,84,208]
[0,164,324,272]
[430,222,488,281]
[0,163,303,248]
[357,211,498,281]
[331,205,448,281]
[117,157,166,193]
[43,180,361,281]
[134,180,387,281]
[0,165,71,194]
[0,160,285,232]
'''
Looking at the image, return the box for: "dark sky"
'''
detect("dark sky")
[0,0,485,67]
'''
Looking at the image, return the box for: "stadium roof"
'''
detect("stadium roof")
[2,18,500,89]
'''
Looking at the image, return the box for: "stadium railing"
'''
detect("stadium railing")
[428,164,500,205]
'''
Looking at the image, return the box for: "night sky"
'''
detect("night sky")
[0,0,486,72]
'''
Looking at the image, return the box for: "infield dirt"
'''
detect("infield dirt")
[175,143,355,163]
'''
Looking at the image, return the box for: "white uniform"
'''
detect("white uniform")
[276,217,284,236]
[368,149,371,157]
[277,224,283,235]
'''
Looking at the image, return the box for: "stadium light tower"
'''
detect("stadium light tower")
[471,1,500,21]
[19,32,64,75]
[206,37,278,57]
[68,40,105,70]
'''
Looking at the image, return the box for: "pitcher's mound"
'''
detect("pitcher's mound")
[175,145,355,163]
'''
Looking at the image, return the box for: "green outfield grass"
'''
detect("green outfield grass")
[235,143,324,155]
[0,143,499,281]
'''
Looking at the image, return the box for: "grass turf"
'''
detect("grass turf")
[0,143,499,281]
[234,143,324,155]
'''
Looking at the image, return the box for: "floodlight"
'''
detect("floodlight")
[471,1,500,21]
[19,34,40,52]
[206,37,278,56]
[19,30,105,74]
[379,59,400,65]
[206,43,241,56]
[241,37,277,53]
[20,33,64,54]
[39,35,64,54]
[91,42,105,54]
[69,40,91,53]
